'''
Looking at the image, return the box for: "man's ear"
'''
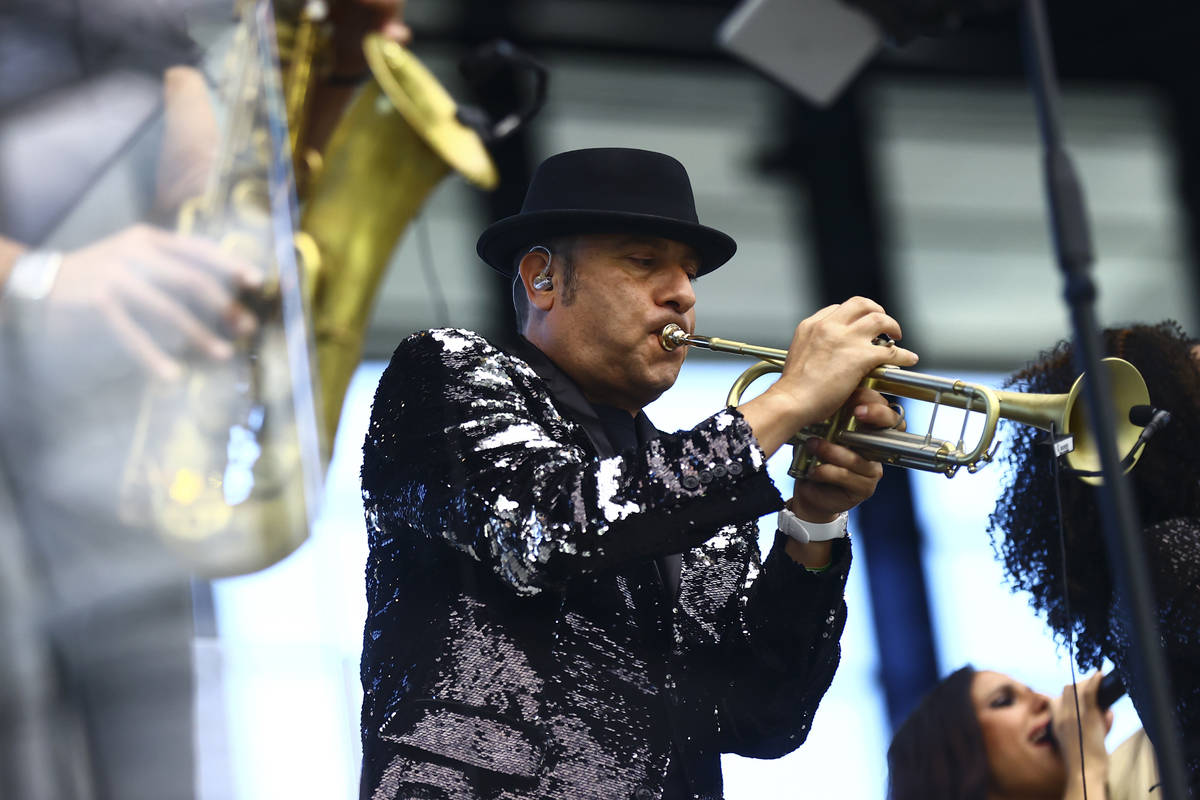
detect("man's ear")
[517,249,554,311]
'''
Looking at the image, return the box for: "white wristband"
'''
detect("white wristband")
[777,507,848,544]
[5,249,63,302]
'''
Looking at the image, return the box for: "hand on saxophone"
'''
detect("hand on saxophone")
[41,225,261,381]
[738,296,919,460]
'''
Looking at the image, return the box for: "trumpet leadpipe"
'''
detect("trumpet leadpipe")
[660,323,787,364]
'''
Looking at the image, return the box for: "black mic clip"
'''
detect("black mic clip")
[1121,405,1172,468]
[1038,430,1075,459]
[1055,405,1171,479]
[1136,407,1172,442]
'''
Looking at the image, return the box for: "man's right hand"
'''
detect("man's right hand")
[739,296,918,460]
[43,224,261,381]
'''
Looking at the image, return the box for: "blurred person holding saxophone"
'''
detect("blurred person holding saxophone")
[0,1,411,797]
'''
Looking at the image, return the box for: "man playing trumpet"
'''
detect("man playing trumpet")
[359,147,918,799]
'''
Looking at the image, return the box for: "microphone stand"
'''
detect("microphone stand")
[1020,2,1189,797]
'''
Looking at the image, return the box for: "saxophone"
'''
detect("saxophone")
[120,0,499,576]
[299,29,500,453]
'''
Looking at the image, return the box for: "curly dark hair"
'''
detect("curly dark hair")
[887,665,988,800]
[987,321,1200,670]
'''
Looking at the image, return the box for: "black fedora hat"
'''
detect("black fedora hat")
[476,148,736,277]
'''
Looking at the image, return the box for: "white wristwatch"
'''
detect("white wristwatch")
[777,506,848,544]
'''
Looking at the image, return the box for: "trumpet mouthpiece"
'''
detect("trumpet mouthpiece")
[660,323,688,351]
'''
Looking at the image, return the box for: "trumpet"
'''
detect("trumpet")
[660,324,1150,481]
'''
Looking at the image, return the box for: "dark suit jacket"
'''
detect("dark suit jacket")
[359,328,851,800]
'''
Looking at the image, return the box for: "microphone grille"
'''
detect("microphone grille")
[1129,405,1155,427]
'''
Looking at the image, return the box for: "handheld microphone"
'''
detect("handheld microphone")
[1047,672,1126,749]
[1129,405,1156,427]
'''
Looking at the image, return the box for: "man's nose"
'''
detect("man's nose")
[659,265,696,314]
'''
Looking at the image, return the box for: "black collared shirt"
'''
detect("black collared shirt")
[506,337,691,799]
[507,337,683,597]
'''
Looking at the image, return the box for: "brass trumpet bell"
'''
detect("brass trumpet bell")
[660,324,1150,481]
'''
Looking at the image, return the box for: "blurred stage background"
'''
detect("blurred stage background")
[108,1,1199,797]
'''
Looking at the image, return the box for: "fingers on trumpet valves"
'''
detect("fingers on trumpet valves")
[863,325,918,368]
[854,304,917,365]
[876,339,920,368]
[800,436,883,482]
[847,387,900,430]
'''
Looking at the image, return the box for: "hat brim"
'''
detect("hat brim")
[476,209,737,278]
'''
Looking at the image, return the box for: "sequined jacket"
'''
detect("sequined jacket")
[359,328,851,800]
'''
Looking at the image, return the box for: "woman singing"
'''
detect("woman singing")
[989,321,1200,789]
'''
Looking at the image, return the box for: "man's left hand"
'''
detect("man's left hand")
[783,387,897,569]
[790,386,897,522]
